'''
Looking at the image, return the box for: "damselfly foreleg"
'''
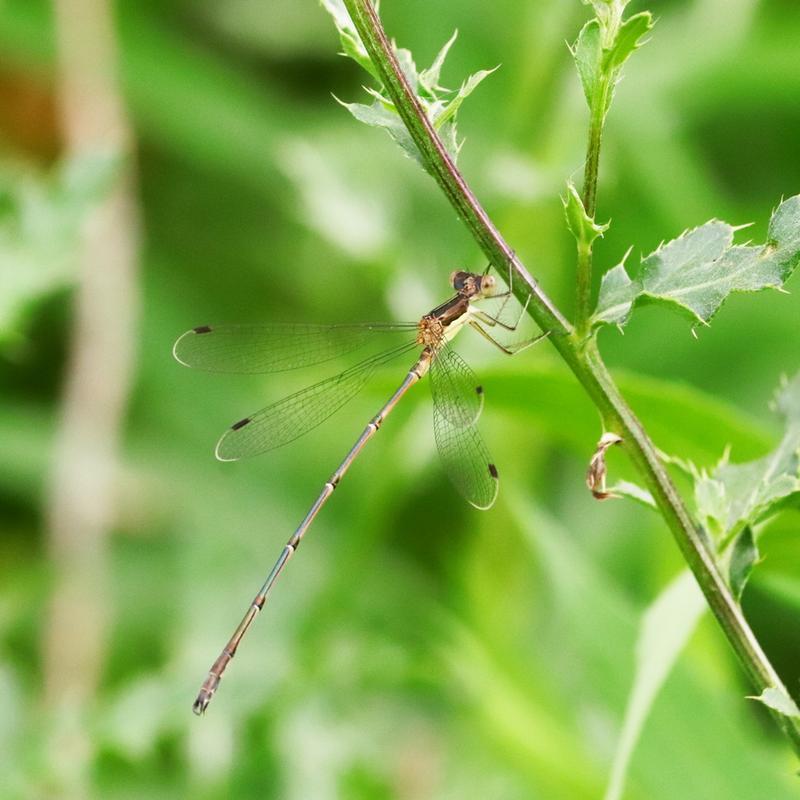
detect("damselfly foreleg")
[468,320,549,356]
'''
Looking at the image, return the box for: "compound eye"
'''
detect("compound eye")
[450,270,470,291]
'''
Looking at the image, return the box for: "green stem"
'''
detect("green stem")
[576,51,611,336]
[581,82,607,219]
[575,239,593,338]
[341,0,800,756]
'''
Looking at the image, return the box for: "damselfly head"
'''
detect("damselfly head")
[450,270,495,298]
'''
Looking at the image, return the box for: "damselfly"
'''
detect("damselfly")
[174,268,545,714]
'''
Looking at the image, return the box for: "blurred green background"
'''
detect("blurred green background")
[1,0,799,797]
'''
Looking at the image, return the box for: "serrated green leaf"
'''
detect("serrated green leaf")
[728,527,759,600]
[572,7,650,116]
[572,19,602,107]
[603,12,653,72]
[593,195,800,328]
[695,475,727,535]
[562,182,609,246]
[419,30,457,95]
[709,447,800,532]
[748,687,800,719]
[693,372,800,538]
[335,97,422,165]
[394,47,419,93]
[592,262,634,327]
[433,67,496,133]
[321,4,493,167]
[319,0,380,82]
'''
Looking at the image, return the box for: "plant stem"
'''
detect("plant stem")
[576,76,610,336]
[341,0,800,756]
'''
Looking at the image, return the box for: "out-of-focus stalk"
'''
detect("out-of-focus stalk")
[44,0,141,790]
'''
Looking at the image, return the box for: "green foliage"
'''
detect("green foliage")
[1,0,800,798]
[727,526,759,601]
[571,5,653,117]
[508,501,796,800]
[571,19,603,107]
[0,154,115,339]
[581,0,628,22]
[568,0,800,785]
[694,372,800,540]
[672,372,800,605]
[321,2,494,165]
[562,182,608,248]
[603,13,652,73]
[319,0,381,81]
[482,357,771,459]
[593,197,800,329]
[603,571,705,800]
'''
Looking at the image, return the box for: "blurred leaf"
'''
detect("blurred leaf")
[443,621,604,798]
[727,526,759,601]
[594,196,800,329]
[481,360,774,467]
[0,2,297,199]
[0,154,116,338]
[604,571,706,800]
[693,371,800,538]
[506,499,796,800]
[0,403,53,499]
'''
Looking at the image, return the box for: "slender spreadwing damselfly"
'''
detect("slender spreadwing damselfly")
[174,267,545,714]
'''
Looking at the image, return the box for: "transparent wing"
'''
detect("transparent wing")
[174,322,417,374]
[216,341,417,461]
[430,349,498,510]
[429,345,484,428]
[432,404,499,510]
